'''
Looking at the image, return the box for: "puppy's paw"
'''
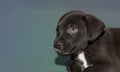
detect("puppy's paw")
[66,60,84,72]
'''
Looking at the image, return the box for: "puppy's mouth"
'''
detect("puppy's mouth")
[69,45,82,54]
[70,46,78,52]
[55,46,80,55]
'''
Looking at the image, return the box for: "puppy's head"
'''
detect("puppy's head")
[54,10,105,55]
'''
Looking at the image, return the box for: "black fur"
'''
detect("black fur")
[54,10,120,72]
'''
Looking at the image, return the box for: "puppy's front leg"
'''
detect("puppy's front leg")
[66,59,84,72]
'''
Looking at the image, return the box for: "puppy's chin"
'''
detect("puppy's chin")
[57,52,70,56]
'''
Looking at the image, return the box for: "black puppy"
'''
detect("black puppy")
[54,10,120,72]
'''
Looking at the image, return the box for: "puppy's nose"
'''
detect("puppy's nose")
[54,42,63,49]
[54,45,61,49]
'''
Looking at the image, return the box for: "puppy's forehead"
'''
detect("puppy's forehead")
[58,10,87,25]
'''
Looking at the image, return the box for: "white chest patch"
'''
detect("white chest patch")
[77,52,88,68]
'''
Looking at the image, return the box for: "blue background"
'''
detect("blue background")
[0,0,120,72]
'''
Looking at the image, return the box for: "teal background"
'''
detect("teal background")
[0,0,120,72]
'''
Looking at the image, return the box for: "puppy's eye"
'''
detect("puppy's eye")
[67,24,78,34]
[71,26,76,30]
[56,31,60,36]
[56,28,60,36]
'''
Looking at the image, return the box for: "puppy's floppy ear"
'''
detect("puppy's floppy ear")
[83,15,105,42]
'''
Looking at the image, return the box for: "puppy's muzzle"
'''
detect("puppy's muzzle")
[54,41,64,51]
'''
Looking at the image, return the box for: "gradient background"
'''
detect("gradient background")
[0,0,120,72]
